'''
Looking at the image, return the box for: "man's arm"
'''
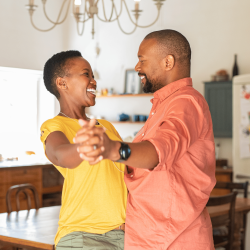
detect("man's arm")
[74,120,159,169]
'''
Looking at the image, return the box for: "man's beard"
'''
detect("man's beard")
[142,75,163,93]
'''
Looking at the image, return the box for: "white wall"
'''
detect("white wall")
[0,0,69,158]
[0,0,67,70]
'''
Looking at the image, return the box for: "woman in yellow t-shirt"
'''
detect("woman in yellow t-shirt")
[40,50,127,249]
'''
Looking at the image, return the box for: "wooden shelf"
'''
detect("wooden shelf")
[96,93,153,98]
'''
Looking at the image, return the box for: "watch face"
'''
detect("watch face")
[119,142,131,161]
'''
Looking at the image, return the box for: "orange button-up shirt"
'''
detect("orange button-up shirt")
[124,78,216,250]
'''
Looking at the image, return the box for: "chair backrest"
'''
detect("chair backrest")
[215,181,249,198]
[6,183,40,213]
[207,191,238,250]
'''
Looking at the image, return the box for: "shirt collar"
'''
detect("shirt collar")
[151,77,193,103]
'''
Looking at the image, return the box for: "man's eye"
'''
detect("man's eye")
[84,73,89,76]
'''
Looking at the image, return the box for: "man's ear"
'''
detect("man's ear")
[56,77,67,90]
[165,55,175,71]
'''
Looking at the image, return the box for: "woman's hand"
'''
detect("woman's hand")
[74,119,120,165]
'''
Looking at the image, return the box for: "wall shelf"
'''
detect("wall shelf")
[96,93,153,98]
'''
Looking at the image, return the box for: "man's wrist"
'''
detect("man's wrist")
[110,141,122,162]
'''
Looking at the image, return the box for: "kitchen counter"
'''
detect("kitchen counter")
[0,160,51,169]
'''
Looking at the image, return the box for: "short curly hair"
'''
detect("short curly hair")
[43,50,82,99]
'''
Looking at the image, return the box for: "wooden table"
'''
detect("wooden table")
[0,206,60,250]
[0,198,250,250]
[207,197,250,217]
[207,197,250,250]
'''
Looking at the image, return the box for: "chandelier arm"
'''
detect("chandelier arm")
[96,0,123,22]
[29,14,58,32]
[77,13,86,35]
[122,0,161,28]
[113,2,137,35]
[76,0,91,23]
[100,0,114,21]
[101,0,108,21]
[78,7,91,24]
[85,0,92,19]
[29,0,69,32]
[108,0,115,21]
[42,0,70,25]
[78,16,91,23]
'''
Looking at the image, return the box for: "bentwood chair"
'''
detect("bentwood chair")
[6,183,40,213]
[214,181,249,250]
[207,191,238,250]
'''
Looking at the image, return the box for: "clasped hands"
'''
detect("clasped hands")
[73,119,121,165]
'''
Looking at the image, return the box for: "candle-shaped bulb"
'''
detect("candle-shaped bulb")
[74,0,81,14]
[134,0,140,11]
[29,0,34,5]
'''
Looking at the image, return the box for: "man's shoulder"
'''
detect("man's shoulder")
[171,86,209,110]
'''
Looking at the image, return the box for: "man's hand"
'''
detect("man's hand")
[74,119,120,165]
[74,119,159,169]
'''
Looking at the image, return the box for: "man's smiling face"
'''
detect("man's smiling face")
[135,38,167,93]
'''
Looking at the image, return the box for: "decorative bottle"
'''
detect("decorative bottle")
[232,54,239,77]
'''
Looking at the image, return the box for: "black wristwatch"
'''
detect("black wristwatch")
[117,142,131,162]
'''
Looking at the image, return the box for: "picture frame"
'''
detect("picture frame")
[124,69,142,94]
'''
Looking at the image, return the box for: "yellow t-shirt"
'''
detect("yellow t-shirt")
[40,116,127,246]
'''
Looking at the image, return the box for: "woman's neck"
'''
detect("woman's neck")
[59,103,89,120]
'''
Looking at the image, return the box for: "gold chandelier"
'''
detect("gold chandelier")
[25,0,166,38]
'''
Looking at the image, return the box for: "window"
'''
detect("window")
[0,67,56,160]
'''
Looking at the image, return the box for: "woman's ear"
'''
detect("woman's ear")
[165,55,175,71]
[56,77,67,90]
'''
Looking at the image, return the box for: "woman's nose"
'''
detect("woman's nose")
[91,79,97,85]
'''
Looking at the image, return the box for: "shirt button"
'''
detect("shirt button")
[152,112,154,115]
[142,133,144,136]
[130,175,133,178]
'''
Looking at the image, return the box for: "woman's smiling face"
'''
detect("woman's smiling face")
[61,57,97,107]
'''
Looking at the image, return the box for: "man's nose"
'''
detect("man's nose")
[135,62,140,72]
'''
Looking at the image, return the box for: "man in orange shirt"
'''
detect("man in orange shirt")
[74,29,216,250]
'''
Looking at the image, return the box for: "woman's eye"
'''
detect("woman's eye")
[84,73,89,76]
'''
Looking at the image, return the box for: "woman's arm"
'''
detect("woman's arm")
[45,131,82,169]
[45,119,106,169]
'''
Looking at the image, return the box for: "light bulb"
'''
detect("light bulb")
[134,0,140,10]
[74,0,81,6]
